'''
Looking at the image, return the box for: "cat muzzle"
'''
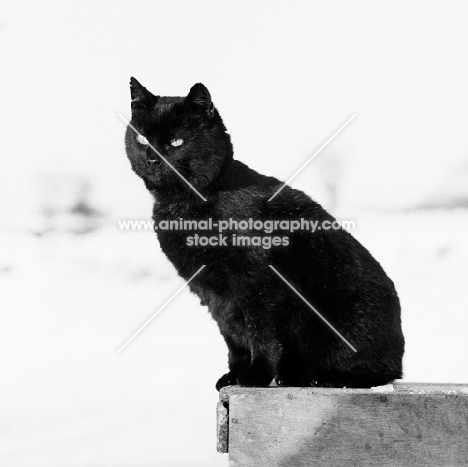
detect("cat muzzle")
[145,148,161,168]
[145,158,158,167]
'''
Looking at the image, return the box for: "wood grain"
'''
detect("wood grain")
[219,385,468,466]
[216,401,228,453]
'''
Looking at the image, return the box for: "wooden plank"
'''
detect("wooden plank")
[393,382,468,394]
[216,401,228,453]
[220,385,468,467]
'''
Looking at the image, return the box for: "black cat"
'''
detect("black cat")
[124,77,404,390]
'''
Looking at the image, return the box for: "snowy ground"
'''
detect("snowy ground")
[1,209,467,466]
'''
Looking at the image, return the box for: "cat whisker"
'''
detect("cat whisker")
[103,170,132,182]
[105,171,136,189]
[102,165,134,181]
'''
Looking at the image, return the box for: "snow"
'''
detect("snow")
[0,228,227,466]
[1,209,467,465]
[2,1,468,463]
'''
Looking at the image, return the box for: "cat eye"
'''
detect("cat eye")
[136,134,149,145]
[170,138,184,147]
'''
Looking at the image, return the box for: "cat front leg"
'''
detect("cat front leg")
[216,334,251,391]
[236,354,276,387]
[214,302,280,389]
[275,350,310,387]
[235,338,280,388]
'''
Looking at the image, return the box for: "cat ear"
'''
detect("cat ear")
[186,83,214,118]
[130,77,156,110]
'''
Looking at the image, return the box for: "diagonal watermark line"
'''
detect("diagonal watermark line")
[269,265,357,352]
[268,114,356,202]
[118,113,207,201]
[117,265,206,353]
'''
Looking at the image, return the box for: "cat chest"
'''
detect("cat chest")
[194,286,251,346]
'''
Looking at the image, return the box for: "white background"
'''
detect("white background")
[1,1,467,466]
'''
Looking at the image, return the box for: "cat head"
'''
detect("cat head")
[125,77,233,196]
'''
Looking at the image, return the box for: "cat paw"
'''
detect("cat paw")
[215,372,237,391]
[275,376,308,387]
[236,367,273,387]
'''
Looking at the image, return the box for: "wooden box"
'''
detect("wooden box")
[217,383,468,466]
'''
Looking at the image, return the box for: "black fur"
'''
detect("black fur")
[124,77,405,390]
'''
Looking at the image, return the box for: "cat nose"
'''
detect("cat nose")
[145,148,161,167]
[145,157,160,168]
